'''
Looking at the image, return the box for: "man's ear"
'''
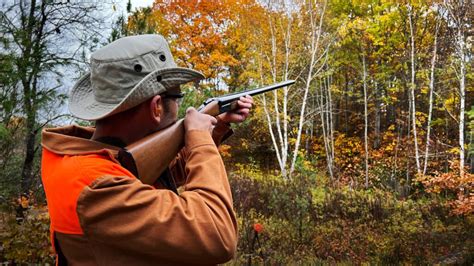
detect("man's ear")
[149,95,162,124]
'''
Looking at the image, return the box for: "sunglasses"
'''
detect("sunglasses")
[161,92,184,104]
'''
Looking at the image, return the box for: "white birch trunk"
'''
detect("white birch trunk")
[362,55,369,188]
[408,4,422,175]
[423,16,440,175]
[325,76,335,178]
[263,94,285,173]
[327,75,335,162]
[261,18,289,178]
[445,1,467,177]
[269,19,286,164]
[258,53,285,175]
[458,26,466,178]
[282,19,292,169]
[318,79,334,180]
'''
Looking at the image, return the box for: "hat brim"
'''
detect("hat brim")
[69,67,204,121]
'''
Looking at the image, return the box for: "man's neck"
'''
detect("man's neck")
[92,123,145,146]
[93,136,127,148]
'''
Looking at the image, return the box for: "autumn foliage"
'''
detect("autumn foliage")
[0,0,473,264]
[418,161,474,215]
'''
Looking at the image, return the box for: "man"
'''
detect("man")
[41,34,253,265]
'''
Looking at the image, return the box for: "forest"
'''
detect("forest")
[0,0,473,264]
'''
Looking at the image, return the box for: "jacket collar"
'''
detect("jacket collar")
[41,125,120,159]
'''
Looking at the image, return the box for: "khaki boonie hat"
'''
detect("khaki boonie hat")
[69,34,204,120]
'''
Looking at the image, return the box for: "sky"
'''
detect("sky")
[120,0,155,13]
[131,0,155,9]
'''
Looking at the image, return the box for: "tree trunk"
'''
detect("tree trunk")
[458,26,466,178]
[362,55,369,189]
[374,81,381,149]
[327,74,335,164]
[408,4,421,175]
[344,73,349,134]
[19,0,39,193]
[423,15,440,176]
[318,79,334,180]
[21,121,37,193]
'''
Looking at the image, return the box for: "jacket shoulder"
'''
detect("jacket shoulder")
[42,148,134,235]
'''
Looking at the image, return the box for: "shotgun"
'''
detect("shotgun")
[118,80,295,186]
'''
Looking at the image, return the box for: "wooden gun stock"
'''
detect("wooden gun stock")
[117,81,295,186]
[118,101,220,185]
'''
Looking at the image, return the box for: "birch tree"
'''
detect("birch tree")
[423,9,441,175]
[407,3,422,175]
[260,0,329,179]
[445,0,470,177]
[260,5,293,179]
[316,71,334,181]
[362,54,369,188]
[289,0,328,177]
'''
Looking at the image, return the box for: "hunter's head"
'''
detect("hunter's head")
[68,34,204,143]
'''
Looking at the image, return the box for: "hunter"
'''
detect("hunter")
[41,34,253,265]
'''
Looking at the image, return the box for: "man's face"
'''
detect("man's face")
[156,86,182,130]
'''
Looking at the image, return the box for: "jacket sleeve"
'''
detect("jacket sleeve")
[76,130,237,264]
[167,121,233,188]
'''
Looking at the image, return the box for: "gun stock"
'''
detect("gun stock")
[118,80,295,186]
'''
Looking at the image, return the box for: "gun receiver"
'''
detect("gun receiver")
[118,80,295,186]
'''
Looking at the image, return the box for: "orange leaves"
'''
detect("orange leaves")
[451,193,474,215]
[126,0,244,82]
[419,160,474,215]
[145,0,238,80]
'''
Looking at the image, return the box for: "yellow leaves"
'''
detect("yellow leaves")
[373,38,385,46]
[449,147,460,155]
[241,139,249,150]
[218,144,232,158]
[337,21,353,38]
[311,187,326,205]
[444,96,456,110]
[384,143,394,152]
[420,85,429,95]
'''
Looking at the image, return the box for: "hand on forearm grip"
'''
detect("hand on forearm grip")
[217,95,254,124]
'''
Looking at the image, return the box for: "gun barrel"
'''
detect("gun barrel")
[217,80,295,104]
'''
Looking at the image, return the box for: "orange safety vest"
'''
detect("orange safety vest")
[41,148,135,248]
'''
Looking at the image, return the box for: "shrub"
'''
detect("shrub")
[1,205,54,264]
[229,166,474,264]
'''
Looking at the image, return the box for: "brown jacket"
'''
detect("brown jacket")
[41,124,237,265]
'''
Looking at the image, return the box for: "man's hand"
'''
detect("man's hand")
[184,107,217,134]
[217,95,254,124]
